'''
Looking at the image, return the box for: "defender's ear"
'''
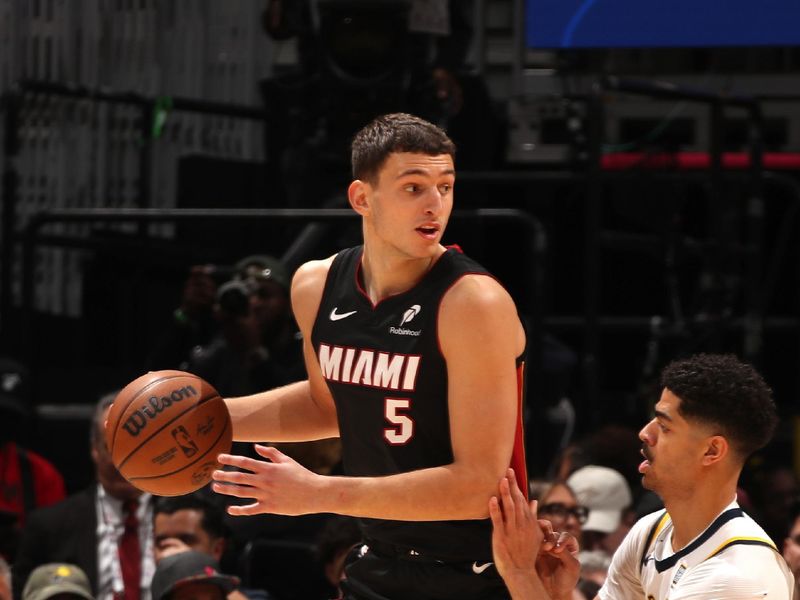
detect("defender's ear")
[348,180,370,215]
[702,435,729,466]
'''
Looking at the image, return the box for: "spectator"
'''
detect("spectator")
[575,549,611,599]
[0,557,10,600]
[151,552,238,600]
[152,491,272,600]
[782,512,800,599]
[14,392,154,600]
[21,563,92,600]
[315,516,362,598]
[536,481,587,543]
[0,358,65,561]
[153,492,229,565]
[533,480,601,599]
[567,465,635,555]
[187,255,304,399]
[751,464,800,544]
[145,266,220,372]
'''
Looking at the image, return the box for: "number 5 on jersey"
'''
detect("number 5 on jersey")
[384,398,414,445]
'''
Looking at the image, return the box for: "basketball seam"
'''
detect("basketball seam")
[127,414,231,482]
[109,374,189,455]
[116,393,222,472]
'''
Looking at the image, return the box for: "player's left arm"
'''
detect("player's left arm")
[212,274,524,520]
[435,273,525,515]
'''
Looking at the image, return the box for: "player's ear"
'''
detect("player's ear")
[348,180,370,215]
[701,435,728,466]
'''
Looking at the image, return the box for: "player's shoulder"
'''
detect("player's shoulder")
[441,271,515,316]
[292,255,335,291]
[633,507,669,533]
[681,546,792,599]
[291,255,337,328]
[620,509,670,558]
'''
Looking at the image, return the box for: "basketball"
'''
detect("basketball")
[105,370,232,496]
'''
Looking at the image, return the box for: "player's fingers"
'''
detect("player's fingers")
[226,502,265,517]
[215,453,267,472]
[211,469,256,485]
[508,471,528,523]
[489,496,503,528]
[211,481,258,499]
[552,531,580,555]
[254,444,285,462]
[537,515,557,550]
[499,477,516,531]
[508,469,527,505]
[537,517,554,537]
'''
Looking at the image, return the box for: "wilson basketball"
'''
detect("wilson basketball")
[105,370,232,496]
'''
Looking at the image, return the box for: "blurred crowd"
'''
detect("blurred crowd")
[1,261,800,600]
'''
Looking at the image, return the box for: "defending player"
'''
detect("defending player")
[491,353,794,599]
[212,113,528,599]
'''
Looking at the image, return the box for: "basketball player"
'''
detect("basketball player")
[491,353,794,599]
[211,113,527,598]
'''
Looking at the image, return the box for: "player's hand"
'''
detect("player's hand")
[490,469,580,600]
[211,445,324,516]
[490,469,541,579]
[535,527,580,600]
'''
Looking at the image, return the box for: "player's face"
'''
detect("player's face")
[153,508,224,562]
[358,152,455,260]
[638,389,710,499]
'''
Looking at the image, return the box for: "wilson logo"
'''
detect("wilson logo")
[122,385,198,437]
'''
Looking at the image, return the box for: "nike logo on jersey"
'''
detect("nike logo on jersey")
[329,307,357,321]
[472,561,493,574]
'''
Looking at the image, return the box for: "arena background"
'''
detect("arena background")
[1,0,800,490]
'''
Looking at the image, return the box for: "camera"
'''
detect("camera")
[216,278,258,318]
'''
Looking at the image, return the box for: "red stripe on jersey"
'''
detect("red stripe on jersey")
[510,360,529,499]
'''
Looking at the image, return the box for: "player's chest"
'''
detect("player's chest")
[642,560,693,600]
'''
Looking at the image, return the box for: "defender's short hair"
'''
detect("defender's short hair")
[351,113,455,183]
[661,353,777,458]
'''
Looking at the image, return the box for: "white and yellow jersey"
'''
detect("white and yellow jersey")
[599,500,794,600]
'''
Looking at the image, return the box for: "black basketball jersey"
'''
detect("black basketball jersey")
[311,245,527,562]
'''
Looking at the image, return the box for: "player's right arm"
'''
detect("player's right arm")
[223,257,339,443]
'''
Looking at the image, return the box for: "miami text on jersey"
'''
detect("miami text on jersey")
[318,343,421,391]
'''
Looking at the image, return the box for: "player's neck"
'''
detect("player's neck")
[360,245,445,303]
[664,483,738,550]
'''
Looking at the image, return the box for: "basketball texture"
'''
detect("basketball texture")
[105,370,232,496]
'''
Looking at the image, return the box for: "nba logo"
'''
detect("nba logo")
[172,425,198,457]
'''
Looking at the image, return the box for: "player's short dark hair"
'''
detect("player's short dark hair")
[660,353,778,458]
[351,113,456,184]
[153,489,229,540]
